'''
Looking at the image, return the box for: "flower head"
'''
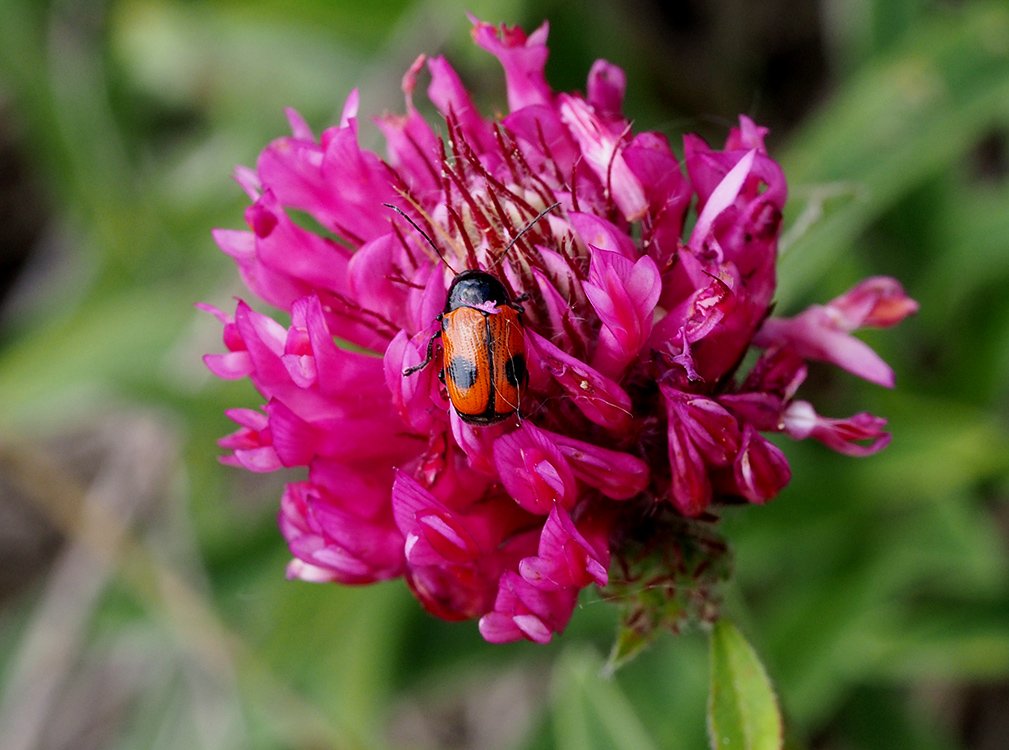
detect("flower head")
[205,18,916,646]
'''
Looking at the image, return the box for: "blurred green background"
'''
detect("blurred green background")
[1,0,1008,748]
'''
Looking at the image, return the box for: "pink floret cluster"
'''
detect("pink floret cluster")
[203,18,916,643]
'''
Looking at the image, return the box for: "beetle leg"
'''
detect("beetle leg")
[402,329,442,376]
[510,293,529,315]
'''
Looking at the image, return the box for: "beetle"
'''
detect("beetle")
[389,202,558,425]
[404,270,528,424]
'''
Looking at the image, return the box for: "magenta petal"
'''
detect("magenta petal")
[558,94,647,221]
[392,472,481,565]
[587,59,626,118]
[233,446,283,473]
[203,351,253,379]
[450,410,507,476]
[545,429,649,500]
[470,18,552,111]
[568,212,637,259]
[733,426,791,504]
[784,400,892,457]
[494,423,577,515]
[667,420,712,517]
[426,55,497,156]
[665,388,741,467]
[825,276,919,330]
[757,311,896,388]
[688,149,756,250]
[503,104,580,176]
[526,331,633,432]
[519,504,609,590]
[383,329,445,432]
[478,570,577,644]
[584,248,661,377]
[279,481,404,584]
[726,115,770,151]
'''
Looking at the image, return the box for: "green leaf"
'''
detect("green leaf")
[708,620,783,750]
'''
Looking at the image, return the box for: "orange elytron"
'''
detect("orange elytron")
[404,270,527,425]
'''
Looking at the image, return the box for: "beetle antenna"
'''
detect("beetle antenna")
[489,202,561,270]
[383,203,459,275]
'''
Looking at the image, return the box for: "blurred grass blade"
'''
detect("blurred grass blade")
[708,620,783,750]
[552,647,660,750]
[777,1,1009,307]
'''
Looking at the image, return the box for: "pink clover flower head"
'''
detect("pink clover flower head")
[204,18,916,645]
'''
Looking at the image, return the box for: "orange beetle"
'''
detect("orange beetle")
[405,270,527,425]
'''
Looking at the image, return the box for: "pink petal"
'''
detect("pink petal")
[383,328,446,433]
[783,400,891,457]
[825,276,919,331]
[757,311,896,388]
[526,330,633,432]
[449,409,510,476]
[493,423,577,514]
[426,55,497,156]
[558,94,647,221]
[733,426,791,504]
[519,504,610,590]
[568,212,637,259]
[586,59,626,118]
[477,570,577,644]
[279,480,404,584]
[688,149,755,251]
[584,248,661,377]
[469,18,552,111]
[546,429,649,500]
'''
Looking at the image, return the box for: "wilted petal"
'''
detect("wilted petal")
[665,388,741,467]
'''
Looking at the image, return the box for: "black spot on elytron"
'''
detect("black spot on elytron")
[447,356,478,390]
[505,353,527,388]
